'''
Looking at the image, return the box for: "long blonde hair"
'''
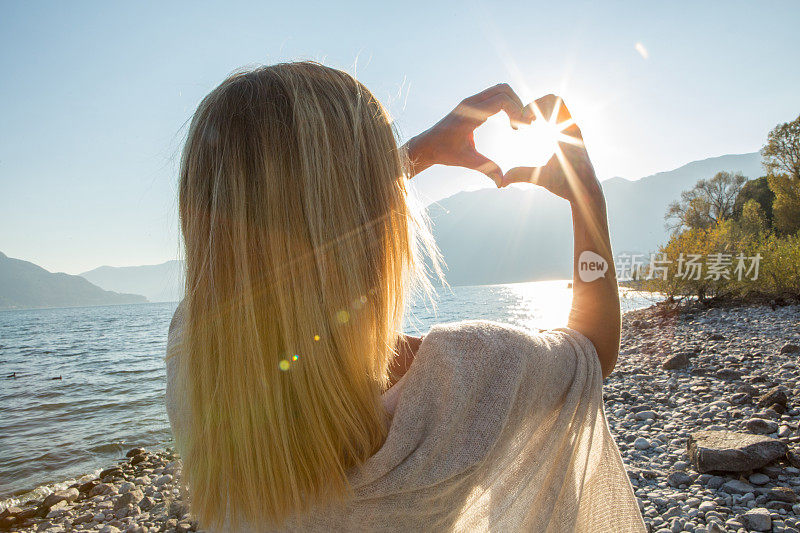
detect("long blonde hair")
[173,62,442,530]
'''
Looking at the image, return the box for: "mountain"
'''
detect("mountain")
[602,152,763,257]
[0,251,147,310]
[77,152,764,293]
[429,152,763,285]
[80,260,184,303]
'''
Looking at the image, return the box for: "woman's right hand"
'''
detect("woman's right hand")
[501,94,603,206]
[404,84,532,186]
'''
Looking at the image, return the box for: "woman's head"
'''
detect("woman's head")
[174,62,441,529]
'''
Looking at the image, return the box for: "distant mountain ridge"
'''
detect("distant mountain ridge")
[428,152,763,285]
[0,251,147,310]
[78,152,764,294]
[603,152,763,257]
[80,260,184,303]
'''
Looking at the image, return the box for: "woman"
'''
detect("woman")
[166,62,645,532]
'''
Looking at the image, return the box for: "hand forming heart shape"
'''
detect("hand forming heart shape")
[407,86,600,203]
[473,111,565,173]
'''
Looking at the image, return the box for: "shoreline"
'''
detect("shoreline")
[2,301,799,532]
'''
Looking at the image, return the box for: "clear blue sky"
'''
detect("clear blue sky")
[1,1,798,274]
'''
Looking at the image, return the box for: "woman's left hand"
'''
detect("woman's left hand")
[388,334,422,386]
[403,84,532,186]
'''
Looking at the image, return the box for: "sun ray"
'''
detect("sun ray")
[556,117,575,131]
[551,97,564,124]
[556,133,584,147]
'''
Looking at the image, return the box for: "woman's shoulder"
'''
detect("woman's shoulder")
[419,318,589,362]
[414,319,599,400]
[420,318,528,349]
[409,319,539,393]
[164,302,187,412]
[168,300,186,339]
[165,301,186,360]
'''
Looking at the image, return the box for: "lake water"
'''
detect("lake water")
[0,280,659,503]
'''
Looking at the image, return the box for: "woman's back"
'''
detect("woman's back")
[167,307,644,531]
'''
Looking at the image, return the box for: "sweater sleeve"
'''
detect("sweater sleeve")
[373,320,605,485]
[418,320,605,432]
[393,319,644,532]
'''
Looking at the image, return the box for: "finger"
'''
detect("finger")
[472,93,528,128]
[463,84,529,127]
[522,103,537,123]
[500,166,535,187]
[463,151,503,187]
[501,154,563,190]
[465,83,520,106]
[531,94,583,140]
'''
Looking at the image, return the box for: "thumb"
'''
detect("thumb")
[464,151,503,188]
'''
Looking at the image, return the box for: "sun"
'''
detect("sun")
[473,108,576,173]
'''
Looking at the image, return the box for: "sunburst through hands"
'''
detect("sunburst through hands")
[473,96,584,176]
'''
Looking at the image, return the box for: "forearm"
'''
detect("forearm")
[567,194,620,379]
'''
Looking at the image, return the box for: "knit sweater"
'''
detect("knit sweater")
[165,313,646,532]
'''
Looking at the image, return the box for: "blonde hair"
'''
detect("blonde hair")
[173,62,443,530]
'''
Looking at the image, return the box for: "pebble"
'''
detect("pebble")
[722,479,756,494]
[154,474,173,487]
[744,418,779,434]
[738,507,772,531]
[698,500,716,512]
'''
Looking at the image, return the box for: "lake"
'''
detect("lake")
[0,280,659,503]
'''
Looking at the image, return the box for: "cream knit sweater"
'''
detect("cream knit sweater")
[166,314,646,532]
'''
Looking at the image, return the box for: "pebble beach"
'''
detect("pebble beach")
[2,302,800,533]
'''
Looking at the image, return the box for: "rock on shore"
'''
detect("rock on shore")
[1,302,799,532]
[0,448,195,533]
[613,302,800,533]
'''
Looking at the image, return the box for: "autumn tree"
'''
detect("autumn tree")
[665,171,748,233]
[738,199,769,236]
[762,115,800,235]
[762,114,800,180]
[733,176,774,226]
[768,173,800,235]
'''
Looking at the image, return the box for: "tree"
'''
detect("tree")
[762,115,800,236]
[768,173,800,235]
[733,176,774,227]
[762,114,800,181]
[738,199,768,236]
[665,171,748,233]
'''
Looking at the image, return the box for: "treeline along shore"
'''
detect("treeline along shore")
[2,301,800,533]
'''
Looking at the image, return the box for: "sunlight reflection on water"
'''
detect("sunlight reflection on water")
[404,279,659,334]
